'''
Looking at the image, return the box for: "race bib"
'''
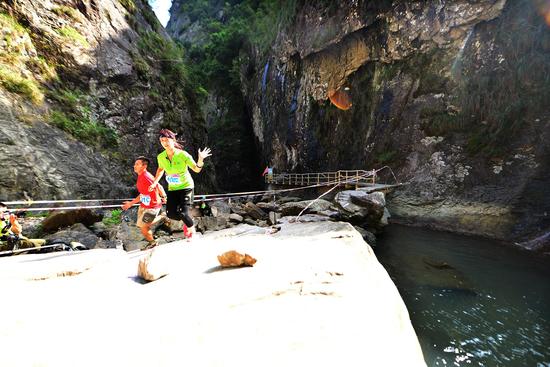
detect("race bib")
[166,174,181,185]
[140,194,151,206]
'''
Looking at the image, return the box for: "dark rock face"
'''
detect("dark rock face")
[0,95,129,199]
[44,222,100,249]
[215,0,547,242]
[0,0,216,202]
[41,208,102,233]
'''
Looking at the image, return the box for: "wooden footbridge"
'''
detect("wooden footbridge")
[264,169,404,193]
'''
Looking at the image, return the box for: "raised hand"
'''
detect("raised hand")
[198,147,212,160]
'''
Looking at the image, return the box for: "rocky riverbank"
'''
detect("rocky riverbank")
[12,189,389,255]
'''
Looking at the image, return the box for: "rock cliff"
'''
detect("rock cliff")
[0,0,215,201]
[169,0,549,242]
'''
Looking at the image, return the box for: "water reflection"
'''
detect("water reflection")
[375,224,550,366]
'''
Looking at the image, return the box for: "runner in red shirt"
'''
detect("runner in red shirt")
[122,156,167,250]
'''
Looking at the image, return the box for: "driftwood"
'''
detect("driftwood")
[138,250,168,282]
[217,250,257,268]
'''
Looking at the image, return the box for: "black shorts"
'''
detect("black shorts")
[166,188,194,219]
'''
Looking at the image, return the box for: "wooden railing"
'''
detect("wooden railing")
[265,170,376,188]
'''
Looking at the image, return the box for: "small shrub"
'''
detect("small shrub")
[52,88,82,109]
[25,211,49,218]
[103,209,122,226]
[132,54,150,78]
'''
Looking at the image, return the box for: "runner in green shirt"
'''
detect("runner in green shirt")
[148,129,212,239]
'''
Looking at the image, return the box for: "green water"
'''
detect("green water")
[375,224,550,367]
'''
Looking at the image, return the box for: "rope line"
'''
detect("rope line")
[0,243,78,256]
[3,168,393,213]
[4,198,133,205]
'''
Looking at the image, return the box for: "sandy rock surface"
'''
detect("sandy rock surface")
[0,222,425,367]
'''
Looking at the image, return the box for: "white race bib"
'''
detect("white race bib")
[166,174,181,185]
[140,194,151,206]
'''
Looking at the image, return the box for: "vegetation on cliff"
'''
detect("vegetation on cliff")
[0,0,207,160]
[179,0,296,88]
[172,0,299,190]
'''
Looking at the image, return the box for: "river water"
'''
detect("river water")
[375,224,550,366]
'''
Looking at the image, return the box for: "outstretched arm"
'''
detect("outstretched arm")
[190,147,212,173]
[122,195,140,211]
[148,167,165,192]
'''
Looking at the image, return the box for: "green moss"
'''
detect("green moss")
[48,88,118,149]
[148,90,162,102]
[0,66,43,104]
[118,0,136,13]
[0,13,26,33]
[25,57,58,81]
[57,26,89,47]
[376,150,397,164]
[25,211,49,218]
[50,110,118,148]
[53,88,82,108]
[421,112,464,136]
[52,6,81,21]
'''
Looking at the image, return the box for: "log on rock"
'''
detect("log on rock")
[138,250,169,282]
[217,250,257,268]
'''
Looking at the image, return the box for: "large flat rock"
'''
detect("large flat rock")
[0,222,425,367]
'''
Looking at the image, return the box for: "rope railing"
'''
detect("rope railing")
[265,169,389,186]
[3,175,368,213]
[3,168,399,213]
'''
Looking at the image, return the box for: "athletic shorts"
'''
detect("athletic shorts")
[166,188,194,219]
[136,206,161,228]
